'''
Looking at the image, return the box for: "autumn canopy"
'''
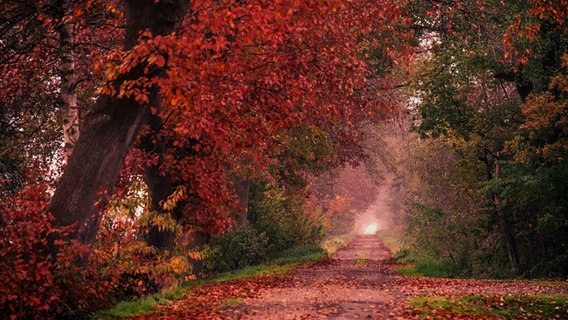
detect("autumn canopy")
[1,0,568,318]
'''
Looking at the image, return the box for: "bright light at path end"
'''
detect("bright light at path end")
[363,223,378,235]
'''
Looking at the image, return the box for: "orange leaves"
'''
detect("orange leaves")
[160,185,188,212]
[528,0,568,26]
[147,54,166,68]
[503,0,567,64]
[505,54,568,164]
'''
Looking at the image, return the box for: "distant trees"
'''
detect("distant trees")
[404,0,568,277]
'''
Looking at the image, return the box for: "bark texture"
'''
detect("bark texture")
[55,0,80,157]
[493,158,521,275]
[480,149,521,274]
[49,0,189,247]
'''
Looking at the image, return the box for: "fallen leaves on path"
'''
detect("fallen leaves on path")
[128,236,567,319]
[129,274,293,320]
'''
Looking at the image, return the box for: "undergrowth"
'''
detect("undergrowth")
[408,294,568,319]
[94,244,326,319]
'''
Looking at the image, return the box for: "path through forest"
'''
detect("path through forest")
[131,235,567,319]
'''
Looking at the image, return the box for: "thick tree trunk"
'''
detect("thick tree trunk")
[142,111,181,253]
[49,0,189,249]
[55,0,80,157]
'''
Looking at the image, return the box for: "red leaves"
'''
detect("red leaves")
[0,184,90,318]
[108,0,409,229]
[130,275,290,320]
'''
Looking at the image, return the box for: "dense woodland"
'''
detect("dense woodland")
[0,0,566,318]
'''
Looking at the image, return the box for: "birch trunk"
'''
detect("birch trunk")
[55,0,80,156]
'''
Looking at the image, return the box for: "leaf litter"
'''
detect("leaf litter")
[129,235,567,319]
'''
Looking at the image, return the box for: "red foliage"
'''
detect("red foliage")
[112,0,410,231]
[0,183,117,319]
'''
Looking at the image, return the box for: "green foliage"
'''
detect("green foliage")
[250,183,325,256]
[396,256,455,278]
[405,10,568,276]
[409,294,568,319]
[204,224,269,273]
[205,182,326,275]
[278,127,335,175]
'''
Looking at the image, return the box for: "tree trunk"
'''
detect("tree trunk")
[49,0,189,249]
[142,111,181,253]
[232,177,250,227]
[55,0,80,157]
[479,148,521,274]
[493,192,521,275]
[493,158,521,275]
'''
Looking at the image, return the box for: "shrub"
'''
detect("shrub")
[0,184,112,319]
[251,184,324,255]
[204,224,269,273]
[0,183,195,319]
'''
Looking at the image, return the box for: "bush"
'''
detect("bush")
[251,184,324,255]
[204,224,269,273]
[0,184,196,319]
[0,184,114,319]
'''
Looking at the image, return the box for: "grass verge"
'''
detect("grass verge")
[93,245,326,319]
[93,281,204,319]
[408,294,568,319]
[395,256,455,278]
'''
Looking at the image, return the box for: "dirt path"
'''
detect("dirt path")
[221,235,566,319]
[133,235,567,319]
[222,235,401,319]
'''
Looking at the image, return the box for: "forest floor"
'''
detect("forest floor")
[129,235,568,319]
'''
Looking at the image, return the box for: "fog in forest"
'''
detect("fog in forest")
[353,170,405,238]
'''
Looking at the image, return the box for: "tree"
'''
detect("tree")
[405,0,568,276]
[1,0,416,316]
[49,0,189,249]
[111,0,410,246]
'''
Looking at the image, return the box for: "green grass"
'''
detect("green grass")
[354,257,367,266]
[395,256,455,278]
[93,245,327,319]
[213,262,297,283]
[396,264,420,277]
[94,297,159,319]
[93,281,204,319]
[376,230,404,254]
[322,232,356,255]
[409,294,568,319]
